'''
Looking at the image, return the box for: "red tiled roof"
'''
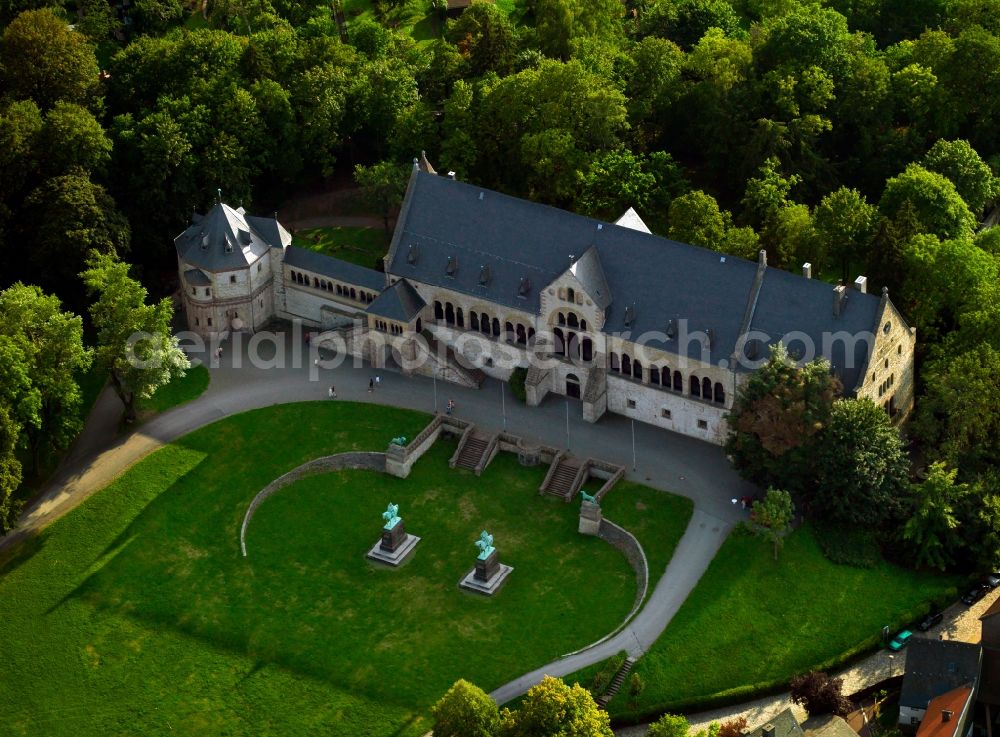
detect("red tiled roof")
[915,686,974,737]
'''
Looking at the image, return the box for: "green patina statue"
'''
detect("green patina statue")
[475,530,495,560]
[579,490,597,504]
[390,436,407,446]
[382,502,401,529]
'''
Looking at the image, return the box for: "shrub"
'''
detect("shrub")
[790,671,852,716]
[720,716,749,737]
[509,367,528,403]
[813,521,880,568]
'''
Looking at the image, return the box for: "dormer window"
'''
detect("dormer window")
[478,264,491,285]
[624,305,636,327]
[407,244,419,264]
[666,319,676,339]
[446,255,458,277]
[200,234,208,250]
[518,277,531,297]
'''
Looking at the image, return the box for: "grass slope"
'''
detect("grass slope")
[0,402,663,737]
[612,524,959,719]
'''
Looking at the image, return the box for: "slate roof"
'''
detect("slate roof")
[802,714,858,737]
[387,172,888,383]
[183,268,211,287]
[745,707,805,737]
[900,639,982,710]
[175,203,279,272]
[283,247,385,292]
[916,686,974,737]
[367,279,426,322]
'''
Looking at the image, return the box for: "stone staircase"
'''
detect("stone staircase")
[422,330,487,388]
[540,454,583,501]
[597,657,637,709]
[455,433,489,471]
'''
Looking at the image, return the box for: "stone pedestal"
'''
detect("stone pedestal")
[460,550,513,596]
[381,519,407,552]
[578,500,603,536]
[475,548,499,581]
[366,519,420,567]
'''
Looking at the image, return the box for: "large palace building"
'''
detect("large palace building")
[176,158,915,445]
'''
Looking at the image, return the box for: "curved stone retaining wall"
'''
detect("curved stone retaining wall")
[240,451,386,557]
[560,517,650,658]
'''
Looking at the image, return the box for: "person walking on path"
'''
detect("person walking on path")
[368,378,374,393]
[328,385,336,399]
[446,398,455,416]
[375,375,381,388]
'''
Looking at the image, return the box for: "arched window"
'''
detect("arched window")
[714,382,725,404]
[580,319,587,331]
[434,301,443,320]
[566,287,575,303]
[690,375,701,397]
[528,327,536,342]
[337,285,343,296]
[348,287,356,300]
[516,324,527,345]
[415,317,422,333]
[481,313,491,335]
[492,318,500,337]
[313,277,319,288]
[290,270,297,282]
[633,359,643,381]
[581,337,593,362]
[702,377,712,399]
[622,354,632,376]
[505,321,514,343]
[445,302,455,325]
[610,352,620,372]
[557,312,566,326]
[471,312,480,331]
[456,307,464,328]
[567,313,579,328]
[650,367,660,385]
[673,370,682,392]
[554,327,566,356]
[320,280,327,290]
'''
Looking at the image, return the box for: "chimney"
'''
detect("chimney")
[447,171,456,179]
[833,285,847,316]
[762,724,775,737]
[853,275,868,294]
[758,249,767,266]
[802,262,812,279]
[942,710,953,723]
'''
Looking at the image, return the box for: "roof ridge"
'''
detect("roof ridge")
[731,250,769,365]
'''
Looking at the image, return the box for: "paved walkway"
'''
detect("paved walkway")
[0,329,756,704]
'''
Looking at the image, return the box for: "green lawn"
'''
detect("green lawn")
[609,524,960,720]
[0,402,675,737]
[139,364,211,414]
[292,225,389,271]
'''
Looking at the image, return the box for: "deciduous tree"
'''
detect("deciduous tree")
[753,487,794,560]
[0,9,100,110]
[432,679,499,737]
[790,671,851,717]
[904,462,966,571]
[0,283,91,473]
[81,252,188,423]
[0,405,22,533]
[501,675,612,737]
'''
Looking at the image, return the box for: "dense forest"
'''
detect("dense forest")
[1,0,999,566]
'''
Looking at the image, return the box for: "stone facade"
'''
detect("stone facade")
[179,174,918,448]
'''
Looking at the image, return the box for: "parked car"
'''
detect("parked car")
[986,572,1000,589]
[889,630,914,651]
[962,584,990,605]
[918,612,944,631]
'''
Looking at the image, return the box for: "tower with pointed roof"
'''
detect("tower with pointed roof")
[174,202,292,337]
